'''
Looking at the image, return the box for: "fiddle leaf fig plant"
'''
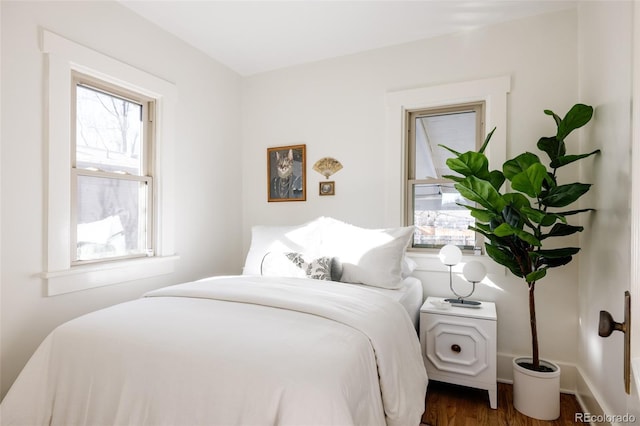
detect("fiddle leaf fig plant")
[440,104,598,371]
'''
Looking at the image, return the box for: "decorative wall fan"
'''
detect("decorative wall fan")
[312,157,343,179]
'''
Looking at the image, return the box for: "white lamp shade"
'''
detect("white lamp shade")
[439,244,462,266]
[463,261,487,283]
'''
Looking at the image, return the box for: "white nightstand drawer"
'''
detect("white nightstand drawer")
[423,317,492,378]
[420,297,497,409]
[424,315,492,377]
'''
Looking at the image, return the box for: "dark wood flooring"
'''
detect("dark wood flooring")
[422,381,584,426]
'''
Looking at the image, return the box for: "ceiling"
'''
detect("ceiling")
[120,1,578,76]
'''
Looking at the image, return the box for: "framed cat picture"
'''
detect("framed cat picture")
[267,144,306,202]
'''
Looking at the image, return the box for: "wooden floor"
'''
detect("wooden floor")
[422,381,584,426]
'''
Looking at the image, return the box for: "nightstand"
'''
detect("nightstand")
[420,297,497,409]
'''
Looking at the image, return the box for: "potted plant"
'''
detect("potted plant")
[441,103,597,420]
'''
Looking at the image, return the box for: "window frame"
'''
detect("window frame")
[405,102,485,250]
[71,73,155,265]
[41,29,178,296]
[385,76,510,262]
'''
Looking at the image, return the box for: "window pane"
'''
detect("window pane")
[414,111,476,179]
[76,84,144,175]
[412,183,476,248]
[76,175,148,261]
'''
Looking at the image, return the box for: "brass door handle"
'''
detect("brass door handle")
[598,291,630,394]
[599,310,626,337]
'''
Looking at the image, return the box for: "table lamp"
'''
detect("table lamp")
[439,244,485,307]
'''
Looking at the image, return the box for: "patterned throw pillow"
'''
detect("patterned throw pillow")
[260,252,333,281]
[284,253,332,280]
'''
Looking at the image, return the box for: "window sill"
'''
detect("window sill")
[406,250,503,274]
[42,255,179,296]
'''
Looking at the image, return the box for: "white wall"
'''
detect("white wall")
[577,0,636,418]
[0,1,242,398]
[241,9,581,382]
[3,0,633,413]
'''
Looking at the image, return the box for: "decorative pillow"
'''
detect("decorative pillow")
[260,252,333,281]
[318,218,414,289]
[243,219,323,275]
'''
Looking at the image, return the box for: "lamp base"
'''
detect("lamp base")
[445,298,482,308]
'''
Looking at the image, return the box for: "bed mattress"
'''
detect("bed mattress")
[0,275,428,426]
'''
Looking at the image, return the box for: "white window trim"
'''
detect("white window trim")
[40,29,178,296]
[385,76,510,269]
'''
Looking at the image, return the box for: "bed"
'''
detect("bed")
[0,217,428,426]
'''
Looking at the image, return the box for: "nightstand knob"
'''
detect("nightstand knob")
[451,344,461,353]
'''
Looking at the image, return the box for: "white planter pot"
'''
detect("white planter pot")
[512,357,561,420]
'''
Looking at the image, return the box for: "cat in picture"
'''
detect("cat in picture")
[270,149,303,200]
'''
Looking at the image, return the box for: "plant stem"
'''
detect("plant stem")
[529,281,540,369]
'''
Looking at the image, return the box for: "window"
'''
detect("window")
[406,103,484,250]
[72,74,155,263]
[385,75,509,261]
[42,30,178,296]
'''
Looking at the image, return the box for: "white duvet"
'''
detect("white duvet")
[1,276,428,426]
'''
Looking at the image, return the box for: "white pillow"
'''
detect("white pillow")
[242,220,322,275]
[402,256,418,278]
[319,218,414,289]
[260,252,333,281]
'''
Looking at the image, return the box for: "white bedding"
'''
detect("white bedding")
[0,275,428,426]
[349,277,423,329]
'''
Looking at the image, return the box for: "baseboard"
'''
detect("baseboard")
[574,366,611,424]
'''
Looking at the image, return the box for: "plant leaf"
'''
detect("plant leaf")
[441,174,466,183]
[511,163,549,198]
[503,152,542,181]
[446,151,490,178]
[557,104,594,142]
[520,207,567,226]
[529,248,579,268]
[501,205,522,228]
[460,205,498,222]
[542,171,557,191]
[557,208,595,216]
[485,243,524,278]
[470,225,515,248]
[541,183,592,208]
[550,149,601,169]
[479,127,496,154]
[502,195,538,230]
[526,268,547,283]
[544,109,562,126]
[470,223,492,234]
[519,206,546,224]
[503,193,532,210]
[532,247,580,258]
[540,256,574,268]
[454,176,506,213]
[540,223,584,240]
[493,223,541,246]
[487,170,506,191]
[537,136,566,163]
[439,144,462,157]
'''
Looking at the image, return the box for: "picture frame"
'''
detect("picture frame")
[267,144,306,202]
[319,181,335,196]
